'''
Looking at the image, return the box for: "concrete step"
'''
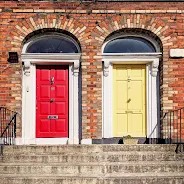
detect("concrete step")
[0,162,183,175]
[1,152,184,163]
[2,145,178,155]
[1,145,183,184]
[1,175,184,184]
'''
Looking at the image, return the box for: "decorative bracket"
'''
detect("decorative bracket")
[73,60,80,77]
[104,60,110,77]
[23,61,31,76]
[151,59,159,77]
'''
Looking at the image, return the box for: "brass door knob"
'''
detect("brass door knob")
[127,76,131,82]
[127,98,131,103]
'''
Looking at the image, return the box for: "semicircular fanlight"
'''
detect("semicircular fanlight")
[26,37,79,53]
[104,37,156,53]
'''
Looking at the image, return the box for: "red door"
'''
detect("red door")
[36,65,68,138]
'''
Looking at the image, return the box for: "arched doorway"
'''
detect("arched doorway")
[21,32,81,145]
[102,32,162,140]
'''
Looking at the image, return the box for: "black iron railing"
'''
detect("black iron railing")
[0,107,17,145]
[147,108,184,151]
[160,107,184,152]
[161,108,184,144]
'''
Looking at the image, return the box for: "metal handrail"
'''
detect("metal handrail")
[162,107,184,152]
[0,107,17,145]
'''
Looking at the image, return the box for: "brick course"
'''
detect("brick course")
[0,1,184,139]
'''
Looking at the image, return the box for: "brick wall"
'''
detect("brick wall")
[0,1,184,139]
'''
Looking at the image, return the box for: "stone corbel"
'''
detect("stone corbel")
[151,59,159,77]
[104,60,110,77]
[23,61,31,76]
[73,60,80,76]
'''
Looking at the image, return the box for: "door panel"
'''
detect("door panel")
[128,113,145,137]
[54,85,67,99]
[129,80,143,110]
[39,102,50,115]
[116,81,128,112]
[36,65,68,138]
[113,64,146,137]
[40,119,50,132]
[55,102,66,115]
[40,70,51,81]
[116,114,128,135]
[55,70,66,82]
[39,85,51,99]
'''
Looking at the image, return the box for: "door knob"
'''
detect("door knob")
[127,98,131,103]
[50,98,54,102]
[50,77,54,84]
[127,76,131,82]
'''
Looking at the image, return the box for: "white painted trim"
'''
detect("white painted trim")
[81,139,92,144]
[15,138,69,145]
[102,53,162,57]
[102,55,160,139]
[21,54,81,145]
[170,49,184,58]
[21,53,81,61]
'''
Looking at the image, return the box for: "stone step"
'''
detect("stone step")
[2,145,178,155]
[1,152,184,163]
[1,175,184,184]
[0,162,183,175]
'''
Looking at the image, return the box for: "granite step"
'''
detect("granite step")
[2,152,184,163]
[1,174,184,184]
[2,145,178,155]
[1,145,183,184]
[0,161,183,175]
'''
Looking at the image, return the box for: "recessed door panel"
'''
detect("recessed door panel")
[39,85,51,99]
[129,80,143,110]
[113,64,146,137]
[36,65,68,138]
[55,102,66,115]
[116,114,128,136]
[40,70,51,82]
[55,70,66,82]
[39,119,50,132]
[130,113,144,136]
[116,81,127,111]
[55,119,66,132]
[39,102,50,115]
[55,85,66,99]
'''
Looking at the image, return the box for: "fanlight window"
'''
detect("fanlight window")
[26,36,79,53]
[104,37,156,53]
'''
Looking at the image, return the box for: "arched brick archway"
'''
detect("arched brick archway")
[5,14,88,52]
[93,14,172,45]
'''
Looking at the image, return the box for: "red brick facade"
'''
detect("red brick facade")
[0,1,184,140]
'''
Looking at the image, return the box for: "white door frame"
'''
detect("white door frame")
[17,53,81,145]
[102,53,162,139]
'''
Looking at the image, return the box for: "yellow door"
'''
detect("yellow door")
[113,64,146,137]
